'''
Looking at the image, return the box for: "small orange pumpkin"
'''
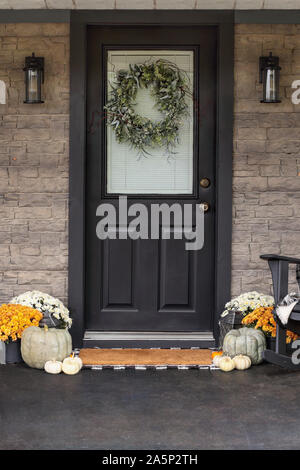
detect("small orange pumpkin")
[211,350,223,359]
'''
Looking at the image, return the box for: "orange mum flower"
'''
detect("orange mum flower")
[242,306,299,344]
[0,304,43,343]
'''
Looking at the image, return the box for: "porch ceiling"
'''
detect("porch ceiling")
[1,0,300,10]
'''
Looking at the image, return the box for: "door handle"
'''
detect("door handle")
[200,202,210,212]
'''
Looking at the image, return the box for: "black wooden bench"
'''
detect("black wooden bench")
[261,254,300,369]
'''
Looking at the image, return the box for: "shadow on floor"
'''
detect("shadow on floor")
[0,363,299,450]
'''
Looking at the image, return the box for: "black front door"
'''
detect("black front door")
[85,25,217,346]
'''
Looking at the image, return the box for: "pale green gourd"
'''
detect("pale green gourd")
[223,327,266,365]
[21,325,72,369]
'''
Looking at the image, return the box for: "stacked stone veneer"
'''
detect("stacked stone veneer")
[0,22,299,307]
[233,24,300,296]
[0,23,69,304]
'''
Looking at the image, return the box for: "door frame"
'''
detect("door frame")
[69,10,234,348]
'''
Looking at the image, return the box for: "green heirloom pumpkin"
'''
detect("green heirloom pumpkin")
[21,326,72,369]
[222,327,266,365]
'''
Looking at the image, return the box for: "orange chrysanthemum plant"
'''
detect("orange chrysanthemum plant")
[242,306,299,344]
[0,304,43,343]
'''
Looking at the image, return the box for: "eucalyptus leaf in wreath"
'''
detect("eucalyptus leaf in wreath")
[104,59,192,157]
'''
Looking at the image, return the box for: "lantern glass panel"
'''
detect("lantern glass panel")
[27,69,40,102]
[263,67,280,102]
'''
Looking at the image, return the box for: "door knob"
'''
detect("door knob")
[200,202,210,212]
[200,177,211,188]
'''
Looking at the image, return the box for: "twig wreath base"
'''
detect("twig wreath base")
[105,60,191,157]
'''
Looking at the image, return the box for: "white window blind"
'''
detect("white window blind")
[106,50,194,195]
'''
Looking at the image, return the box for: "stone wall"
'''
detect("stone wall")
[0,23,69,304]
[233,24,300,296]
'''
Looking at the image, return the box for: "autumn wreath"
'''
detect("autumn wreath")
[104,60,191,157]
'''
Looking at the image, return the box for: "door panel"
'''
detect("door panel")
[159,237,195,311]
[102,238,135,309]
[86,26,217,340]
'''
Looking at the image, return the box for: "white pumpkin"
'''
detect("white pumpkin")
[233,354,251,370]
[44,360,62,374]
[73,356,83,370]
[223,328,266,365]
[219,356,235,372]
[21,325,72,369]
[62,356,81,375]
[212,354,223,367]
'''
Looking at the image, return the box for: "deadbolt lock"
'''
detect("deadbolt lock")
[200,177,211,188]
[200,202,210,212]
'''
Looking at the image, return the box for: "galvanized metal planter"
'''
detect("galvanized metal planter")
[39,311,60,329]
[5,340,23,364]
[219,310,244,347]
[0,341,5,364]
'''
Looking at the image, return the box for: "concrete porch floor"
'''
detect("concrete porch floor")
[0,363,299,450]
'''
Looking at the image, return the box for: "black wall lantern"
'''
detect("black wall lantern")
[23,53,44,104]
[259,52,281,103]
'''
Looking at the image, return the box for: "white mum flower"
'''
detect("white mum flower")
[221,291,274,317]
[10,290,71,328]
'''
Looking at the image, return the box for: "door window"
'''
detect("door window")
[106,50,194,194]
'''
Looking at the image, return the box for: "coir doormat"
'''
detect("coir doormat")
[78,348,213,370]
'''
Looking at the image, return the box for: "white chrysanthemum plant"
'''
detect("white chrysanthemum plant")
[221,291,274,318]
[10,291,72,329]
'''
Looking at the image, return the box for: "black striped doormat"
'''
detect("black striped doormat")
[75,347,218,371]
